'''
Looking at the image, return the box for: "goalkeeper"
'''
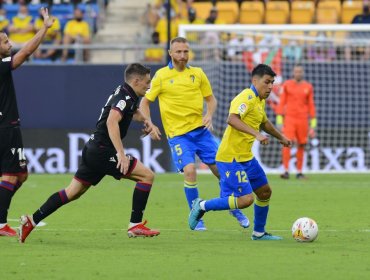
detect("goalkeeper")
[276,64,317,179]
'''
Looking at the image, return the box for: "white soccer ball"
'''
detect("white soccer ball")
[292,217,318,242]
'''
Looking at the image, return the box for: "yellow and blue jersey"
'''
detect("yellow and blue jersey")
[216,85,267,162]
[145,61,213,138]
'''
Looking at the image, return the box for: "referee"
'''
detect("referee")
[0,8,54,237]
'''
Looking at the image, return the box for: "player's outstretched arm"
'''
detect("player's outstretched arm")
[133,109,161,140]
[261,119,291,147]
[12,7,54,69]
[228,113,269,145]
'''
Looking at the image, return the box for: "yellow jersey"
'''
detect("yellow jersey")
[0,19,9,32]
[216,86,267,162]
[146,62,213,138]
[64,19,90,39]
[34,16,61,42]
[9,16,34,44]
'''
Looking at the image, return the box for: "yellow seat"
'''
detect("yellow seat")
[239,1,265,24]
[216,1,239,24]
[291,1,315,24]
[341,1,363,23]
[192,2,213,20]
[265,1,290,24]
[316,0,341,23]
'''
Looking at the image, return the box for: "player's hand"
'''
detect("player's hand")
[280,136,292,147]
[203,114,213,131]
[116,151,130,175]
[40,7,55,29]
[141,120,162,140]
[309,128,316,138]
[256,133,269,145]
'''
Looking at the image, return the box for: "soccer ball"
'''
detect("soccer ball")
[292,217,318,242]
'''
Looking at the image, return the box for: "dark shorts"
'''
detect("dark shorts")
[0,127,28,176]
[74,140,137,186]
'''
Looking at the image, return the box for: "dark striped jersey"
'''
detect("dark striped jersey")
[92,82,139,148]
[0,56,20,128]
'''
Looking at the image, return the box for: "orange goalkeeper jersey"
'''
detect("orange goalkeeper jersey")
[276,79,316,119]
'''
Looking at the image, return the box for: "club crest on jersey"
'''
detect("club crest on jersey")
[190,75,195,83]
[248,95,253,100]
[238,187,242,193]
[226,171,230,178]
[170,79,174,84]
[116,100,126,110]
[238,103,247,114]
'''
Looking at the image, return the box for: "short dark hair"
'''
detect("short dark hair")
[252,64,276,78]
[170,37,188,46]
[124,63,151,81]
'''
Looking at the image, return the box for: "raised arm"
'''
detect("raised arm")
[12,8,54,69]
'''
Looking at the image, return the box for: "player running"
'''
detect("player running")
[18,63,161,243]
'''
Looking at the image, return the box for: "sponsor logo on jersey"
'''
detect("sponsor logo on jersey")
[109,157,116,163]
[2,57,11,62]
[238,103,247,114]
[116,100,126,110]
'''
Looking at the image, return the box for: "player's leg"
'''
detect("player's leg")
[124,158,159,238]
[0,127,28,237]
[18,178,91,243]
[168,135,199,211]
[247,158,282,240]
[281,118,296,179]
[188,161,254,230]
[196,128,250,228]
[296,119,309,179]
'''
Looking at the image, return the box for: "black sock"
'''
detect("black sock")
[130,183,152,223]
[33,189,70,224]
[0,181,16,224]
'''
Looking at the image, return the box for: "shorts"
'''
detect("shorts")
[0,127,28,176]
[167,127,218,172]
[74,140,137,186]
[216,157,268,198]
[283,117,309,145]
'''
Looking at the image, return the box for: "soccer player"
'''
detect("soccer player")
[0,8,54,237]
[140,37,249,231]
[18,63,161,243]
[189,64,292,240]
[276,64,317,179]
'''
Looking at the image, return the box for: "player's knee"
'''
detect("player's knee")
[17,173,28,184]
[258,188,272,200]
[184,165,196,181]
[237,194,254,209]
[138,167,155,184]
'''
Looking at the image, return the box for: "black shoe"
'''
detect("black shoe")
[280,172,289,179]
[296,173,307,180]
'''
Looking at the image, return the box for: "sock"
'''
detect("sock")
[130,182,152,223]
[128,222,141,229]
[282,147,291,171]
[253,198,270,233]
[296,146,305,172]
[204,196,238,211]
[0,181,17,223]
[184,181,199,209]
[32,189,70,224]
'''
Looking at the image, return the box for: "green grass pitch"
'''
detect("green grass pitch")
[1,173,370,279]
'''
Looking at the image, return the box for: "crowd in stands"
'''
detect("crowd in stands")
[142,0,370,63]
[0,0,101,62]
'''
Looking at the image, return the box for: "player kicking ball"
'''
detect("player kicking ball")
[189,64,291,240]
[18,63,161,243]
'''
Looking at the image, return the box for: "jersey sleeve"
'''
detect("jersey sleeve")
[145,72,161,102]
[276,82,287,115]
[199,68,213,97]
[229,92,251,118]
[0,57,12,74]
[110,95,132,117]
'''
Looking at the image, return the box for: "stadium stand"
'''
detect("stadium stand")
[316,0,341,24]
[341,0,363,24]
[192,2,213,20]
[265,1,290,24]
[239,1,264,24]
[291,1,315,24]
[215,1,239,24]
